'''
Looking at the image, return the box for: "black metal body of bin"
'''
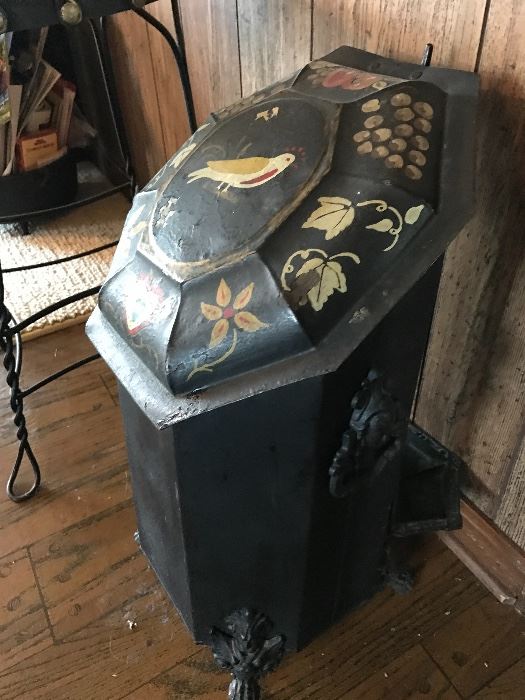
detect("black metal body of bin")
[87,46,478,700]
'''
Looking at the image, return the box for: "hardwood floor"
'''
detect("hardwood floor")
[1,324,524,699]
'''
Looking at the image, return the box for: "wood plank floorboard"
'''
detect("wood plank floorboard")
[0,324,524,699]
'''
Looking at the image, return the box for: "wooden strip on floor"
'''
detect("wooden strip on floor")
[29,503,144,640]
[336,644,461,700]
[441,500,525,612]
[423,593,525,697]
[255,545,486,699]
[0,467,130,560]
[0,548,53,672]
[473,657,525,698]
[122,647,225,699]
[0,584,197,700]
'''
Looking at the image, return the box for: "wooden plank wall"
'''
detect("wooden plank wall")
[109,1,525,549]
[417,0,525,547]
[107,1,191,186]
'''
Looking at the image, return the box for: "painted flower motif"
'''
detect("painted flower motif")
[307,62,388,91]
[321,67,381,91]
[201,279,268,348]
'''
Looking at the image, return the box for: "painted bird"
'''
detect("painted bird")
[187,153,295,190]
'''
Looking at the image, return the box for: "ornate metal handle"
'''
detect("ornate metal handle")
[329,370,404,498]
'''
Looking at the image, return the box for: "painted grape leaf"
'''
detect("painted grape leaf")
[296,257,347,311]
[302,196,355,240]
[366,218,393,233]
[404,204,424,225]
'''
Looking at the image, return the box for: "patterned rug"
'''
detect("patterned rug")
[0,194,130,340]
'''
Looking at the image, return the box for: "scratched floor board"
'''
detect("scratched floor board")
[0,324,524,699]
[29,502,144,641]
[473,657,525,698]
[423,594,525,697]
[0,548,53,672]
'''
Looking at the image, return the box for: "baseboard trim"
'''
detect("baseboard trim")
[440,500,525,614]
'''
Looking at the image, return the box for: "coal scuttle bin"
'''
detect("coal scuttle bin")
[86,46,478,700]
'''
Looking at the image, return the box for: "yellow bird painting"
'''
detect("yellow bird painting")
[187,153,295,190]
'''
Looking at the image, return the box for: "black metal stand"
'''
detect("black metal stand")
[0,260,100,501]
[1,6,196,501]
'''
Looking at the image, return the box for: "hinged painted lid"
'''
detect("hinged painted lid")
[87,46,478,428]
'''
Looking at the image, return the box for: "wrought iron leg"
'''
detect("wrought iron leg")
[0,264,41,502]
[0,256,102,502]
[211,608,286,700]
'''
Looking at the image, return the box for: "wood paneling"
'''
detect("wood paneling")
[107,10,167,186]
[416,0,525,547]
[108,2,190,186]
[146,1,191,157]
[237,0,312,95]
[498,438,525,548]
[179,0,241,125]
[312,0,487,69]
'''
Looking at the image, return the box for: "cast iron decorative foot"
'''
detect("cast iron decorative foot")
[211,608,285,700]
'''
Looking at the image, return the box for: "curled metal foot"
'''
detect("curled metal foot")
[211,608,285,700]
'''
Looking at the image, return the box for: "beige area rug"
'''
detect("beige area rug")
[0,194,130,340]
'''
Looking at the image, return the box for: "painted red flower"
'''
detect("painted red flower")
[322,68,380,91]
[200,279,267,348]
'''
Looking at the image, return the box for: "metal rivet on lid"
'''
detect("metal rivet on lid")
[60,1,83,25]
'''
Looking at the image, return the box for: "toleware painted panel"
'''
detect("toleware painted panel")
[89,46,477,407]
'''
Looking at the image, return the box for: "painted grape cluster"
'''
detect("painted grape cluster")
[353,92,434,181]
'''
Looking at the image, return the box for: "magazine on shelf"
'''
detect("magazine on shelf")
[0,27,83,175]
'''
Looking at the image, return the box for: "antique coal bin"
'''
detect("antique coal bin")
[87,46,478,699]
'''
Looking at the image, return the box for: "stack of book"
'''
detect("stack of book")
[0,28,91,176]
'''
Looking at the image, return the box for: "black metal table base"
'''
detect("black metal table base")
[0,261,102,501]
[1,2,196,502]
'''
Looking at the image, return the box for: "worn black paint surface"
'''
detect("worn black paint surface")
[86,47,476,696]
[121,260,443,651]
[153,96,333,265]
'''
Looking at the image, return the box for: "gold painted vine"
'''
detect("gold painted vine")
[281,195,425,313]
